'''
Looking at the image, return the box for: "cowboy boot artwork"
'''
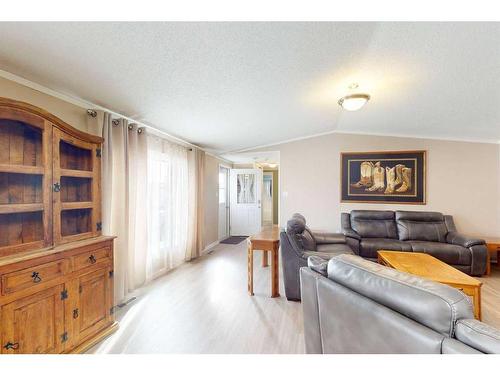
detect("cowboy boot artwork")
[351,161,374,188]
[396,167,412,193]
[394,164,405,186]
[384,166,396,194]
[366,162,385,192]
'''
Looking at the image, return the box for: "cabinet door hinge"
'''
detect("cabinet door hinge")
[109,270,114,278]
[61,289,68,300]
[110,306,115,315]
[96,148,102,158]
[61,332,68,343]
[79,285,82,294]
[96,222,102,231]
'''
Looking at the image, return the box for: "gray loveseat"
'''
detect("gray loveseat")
[342,210,488,276]
[301,254,500,354]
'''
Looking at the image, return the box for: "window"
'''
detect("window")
[237,173,256,204]
[219,170,227,204]
[147,136,189,279]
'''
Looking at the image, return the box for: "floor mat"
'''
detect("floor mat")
[220,236,248,244]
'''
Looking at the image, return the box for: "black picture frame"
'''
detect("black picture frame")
[340,150,426,204]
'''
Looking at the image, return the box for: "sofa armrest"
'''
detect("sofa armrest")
[446,232,485,248]
[343,228,361,241]
[312,232,346,244]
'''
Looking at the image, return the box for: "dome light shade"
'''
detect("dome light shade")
[338,94,370,111]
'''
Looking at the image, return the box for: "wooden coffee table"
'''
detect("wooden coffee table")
[377,250,483,320]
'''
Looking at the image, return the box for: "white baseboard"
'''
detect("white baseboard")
[202,240,220,255]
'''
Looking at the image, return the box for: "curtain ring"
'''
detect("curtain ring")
[86,109,97,118]
[128,123,135,131]
[112,119,120,126]
[137,127,144,134]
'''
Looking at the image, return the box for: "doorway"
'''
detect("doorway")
[218,165,230,240]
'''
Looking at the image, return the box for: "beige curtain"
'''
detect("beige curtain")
[187,148,205,260]
[102,115,148,304]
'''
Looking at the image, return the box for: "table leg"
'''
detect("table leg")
[474,287,482,321]
[262,251,269,267]
[247,241,254,296]
[271,244,280,298]
[486,251,491,276]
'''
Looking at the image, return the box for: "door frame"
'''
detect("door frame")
[218,164,231,240]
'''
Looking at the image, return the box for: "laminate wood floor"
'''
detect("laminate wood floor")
[87,241,500,354]
[87,241,305,354]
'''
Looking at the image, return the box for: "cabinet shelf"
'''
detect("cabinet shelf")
[61,201,93,211]
[60,169,94,178]
[0,203,44,214]
[0,164,44,175]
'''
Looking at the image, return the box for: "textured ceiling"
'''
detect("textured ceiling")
[0,22,499,154]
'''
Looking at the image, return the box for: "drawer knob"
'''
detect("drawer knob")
[89,255,97,264]
[31,272,42,283]
[3,342,19,350]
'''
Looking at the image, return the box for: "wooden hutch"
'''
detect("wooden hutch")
[0,97,117,354]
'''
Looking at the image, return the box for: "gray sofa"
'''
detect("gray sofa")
[301,254,500,354]
[342,210,488,276]
[280,213,353,301]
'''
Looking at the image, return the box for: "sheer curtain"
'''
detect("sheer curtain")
[147,134,189,279]
[102,115,192,304]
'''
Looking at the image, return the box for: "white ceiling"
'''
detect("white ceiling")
[0,22,499,154]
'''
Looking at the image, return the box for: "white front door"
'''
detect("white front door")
[230,169,262,236]
[218,166,230,240]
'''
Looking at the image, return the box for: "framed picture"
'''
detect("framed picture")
[341,150,426,204]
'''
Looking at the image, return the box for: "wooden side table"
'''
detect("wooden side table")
[485,239,500,276]
[247,226,280,298]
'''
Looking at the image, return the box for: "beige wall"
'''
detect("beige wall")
[257,133,500,238]
[0,76,101,135]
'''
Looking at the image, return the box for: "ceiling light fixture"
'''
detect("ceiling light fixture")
[338,93,371,111]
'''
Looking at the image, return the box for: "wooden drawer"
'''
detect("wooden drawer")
[1,260,68,295]
[72,247,111,272]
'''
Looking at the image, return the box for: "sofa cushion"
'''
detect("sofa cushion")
[396,211,448,242]
[350,210,398,239]
[408,241,472,266]
[327,254,474,337]
[316,243,353,255]
[359,238,413,258]
[454,319,500,354]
